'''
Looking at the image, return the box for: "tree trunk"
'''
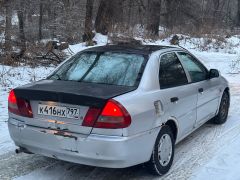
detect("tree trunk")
[127,0,133,26]
[46,0,55,39]
[83,0,94,42]
[212,0,220,28]
[95,0,112,35]
[147,0,161,35]
[237,0,240,26]
[17,6,26,57]
[165,0,174,30]
[38,0,44,41]
[114,0,124,24]
[95,0,123,35]
[63,0,73,42]
[4,0,12,54]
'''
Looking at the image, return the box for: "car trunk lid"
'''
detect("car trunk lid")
[13,80,136,135]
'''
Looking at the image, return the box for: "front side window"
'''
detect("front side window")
[49,52,145,87]
[159,53,188,89]
[177,52,208,83]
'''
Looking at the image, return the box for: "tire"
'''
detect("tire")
[146,125,175,176]
[212,91,230,125]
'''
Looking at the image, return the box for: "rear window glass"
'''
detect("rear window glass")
[49,52,146,87]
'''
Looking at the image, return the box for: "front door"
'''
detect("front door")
[177,51,220,125]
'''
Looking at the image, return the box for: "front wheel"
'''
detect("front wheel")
[212,91,230,124]
[146,125,175,176]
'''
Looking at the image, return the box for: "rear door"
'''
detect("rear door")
[158,52,198,139]
[177,51,220,125]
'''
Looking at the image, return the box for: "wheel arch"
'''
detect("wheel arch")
[224,87,230,103]
[224,87,230,97]
[216,86,230,115]
[163,119,178,142]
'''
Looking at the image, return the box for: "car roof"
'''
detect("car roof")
[82,44,181,55]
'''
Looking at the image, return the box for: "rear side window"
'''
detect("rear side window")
[159,53,188,89]
[49,52,145,87]
[177,52,208,83]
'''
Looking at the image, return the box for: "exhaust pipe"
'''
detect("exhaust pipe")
[15,148,23,154]
[15,147,33,154]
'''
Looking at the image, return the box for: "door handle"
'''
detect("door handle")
[198,88,204,93]
[170,97,179,103]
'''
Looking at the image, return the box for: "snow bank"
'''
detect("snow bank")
[66,33,109,55]
[141,34,240,54]
[66,33,240,56]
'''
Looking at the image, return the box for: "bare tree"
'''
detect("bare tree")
[211,0,220,28]
[38,0,44,41]
[17,0,26,57]
[95,0,112,35]
[3,0,12,54]
[147,0,161,35]
[0,0,240,64]
[237,0,240,26]
[83,0,94,42]
[95,0,123,35]
[165,0,174,30]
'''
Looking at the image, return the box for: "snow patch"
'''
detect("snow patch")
[93,33,109,45]
[0,65,54,155]
[11,13,18,26]
[140,34,240,54]
[192,133,240,180]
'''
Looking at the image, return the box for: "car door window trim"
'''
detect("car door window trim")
[158,51,190,89]
[175,51,209,84]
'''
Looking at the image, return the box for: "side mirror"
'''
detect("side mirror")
[209,69,220,79]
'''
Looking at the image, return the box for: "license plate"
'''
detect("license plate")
[38,104,80,119]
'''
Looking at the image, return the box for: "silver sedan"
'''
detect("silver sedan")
[8,45,230,175]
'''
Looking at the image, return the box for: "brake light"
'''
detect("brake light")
[82,108,101,127]
[8,90,33,118]
[82,99,131,129]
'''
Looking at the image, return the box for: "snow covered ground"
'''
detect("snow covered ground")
[0,65,54,155]
[0,35,240,179]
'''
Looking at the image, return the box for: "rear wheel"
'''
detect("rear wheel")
[212,91,230,125]
[146,126,175,176]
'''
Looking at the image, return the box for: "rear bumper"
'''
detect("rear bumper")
[8,118,159,168]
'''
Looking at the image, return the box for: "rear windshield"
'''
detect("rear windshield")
[49,52,146,87]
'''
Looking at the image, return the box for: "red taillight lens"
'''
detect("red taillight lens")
[8,90,17,104]
[101,100,124,117]
[82,108,101,127]
[82,99,131,129]
[8,90,33,118]
[95,100,131,129]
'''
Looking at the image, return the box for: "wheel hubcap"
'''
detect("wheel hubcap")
[158,134,172,167]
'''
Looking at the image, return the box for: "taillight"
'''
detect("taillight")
[82,99,131,129]
[8,89,33,118]
[82,108,101,127]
